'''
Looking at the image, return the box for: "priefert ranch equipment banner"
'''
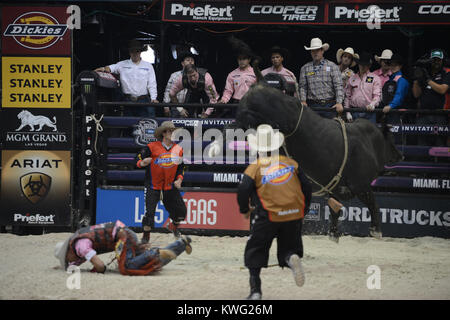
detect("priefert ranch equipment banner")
[162,1,450,25]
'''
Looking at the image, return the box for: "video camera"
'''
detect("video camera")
[412,54,433,87]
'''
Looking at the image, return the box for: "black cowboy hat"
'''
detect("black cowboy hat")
[128,39,147,52]
[390,53,404,66]
[269,46,289,59]
[354,51,373,66]
[228,36,254,59]
[178,51,196,63]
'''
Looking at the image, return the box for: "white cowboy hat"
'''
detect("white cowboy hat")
[247,124,284,153]
[54,237,70,270]
[304,38,329,51]
[336,47,360,67]
[375,49,393,62]
[154,121,177,140]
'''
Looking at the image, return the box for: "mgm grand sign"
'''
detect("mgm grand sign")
[1,109,71,150]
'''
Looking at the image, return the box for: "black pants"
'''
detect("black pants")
[142,188,187,228]
[244,212,303,269]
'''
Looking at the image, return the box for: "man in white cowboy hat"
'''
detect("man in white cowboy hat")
[95,39,159,117]
[261,46,299,98]
[54,220,192,275]
[374,49,393,87]
[136,121,187,243]
[336,47,359,88]
[344,52,382,123]
[299,38,344,119]
[237,124,312,300]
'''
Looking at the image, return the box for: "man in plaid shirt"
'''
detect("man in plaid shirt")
[299,38,344,119]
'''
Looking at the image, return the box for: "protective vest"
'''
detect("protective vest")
[381,74,402,105]
[136,141,184,190]
[67,221,125,262]
[244,155,306,222]
[182,68,210,104]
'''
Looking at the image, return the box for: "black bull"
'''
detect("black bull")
[234,84,403,236]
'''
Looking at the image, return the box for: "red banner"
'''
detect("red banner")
[2,6,71,56]
[177,192,249,231]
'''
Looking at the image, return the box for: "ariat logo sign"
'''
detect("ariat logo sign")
[3,11,68,50]
[14,213,55,224]
[20,172,51,204]
[170,3,234,21]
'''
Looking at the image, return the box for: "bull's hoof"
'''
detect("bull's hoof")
[328,229,340,243]
[369,227,383,239]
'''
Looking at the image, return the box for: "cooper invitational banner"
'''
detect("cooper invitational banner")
[0,150,72,226]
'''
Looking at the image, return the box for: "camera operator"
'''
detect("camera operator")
[412,49,450,146]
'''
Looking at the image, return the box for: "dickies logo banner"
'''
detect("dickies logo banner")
[2,7,71,55]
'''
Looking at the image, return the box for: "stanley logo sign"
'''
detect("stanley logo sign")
[20,172,51,204]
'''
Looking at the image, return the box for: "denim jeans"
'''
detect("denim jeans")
[123,95,155,118]
[309,102,337,119]
[352,111,376,124]
[125,238,187,270]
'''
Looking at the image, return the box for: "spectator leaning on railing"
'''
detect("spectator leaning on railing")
[381,53,410,124]
[163,51,196,117]
[169,64,218,118]
[299,38,344,119]
[412,49,450,146]
[344,52,381,124]
[95,39,158,117]
[374,49,393,88]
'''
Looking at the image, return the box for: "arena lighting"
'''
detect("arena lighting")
[171,45,178,59]
[141,45,155,64]
[190,47,199,55]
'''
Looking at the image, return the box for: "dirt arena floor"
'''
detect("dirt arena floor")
[0,232,449,300]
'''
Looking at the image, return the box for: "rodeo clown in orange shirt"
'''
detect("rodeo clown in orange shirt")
[136,121,187,244]
[237,124,312,300]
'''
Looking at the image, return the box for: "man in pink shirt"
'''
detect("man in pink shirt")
[218,49,257,117]
[169,64,218,118]
[261,46,299,98]
[344,52,382,123]
[374,49,393,88]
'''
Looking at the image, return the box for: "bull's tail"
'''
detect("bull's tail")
[251,58,264,83]
[380,119,404,163]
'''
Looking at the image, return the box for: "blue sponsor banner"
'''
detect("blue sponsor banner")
[96,188,170,227]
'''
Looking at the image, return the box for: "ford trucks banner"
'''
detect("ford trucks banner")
[96,188,449,238]
[162,1,450,25]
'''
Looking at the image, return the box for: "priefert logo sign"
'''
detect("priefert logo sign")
[170,3,233,18]
[14,213,56,224]
[334,5,401,20]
